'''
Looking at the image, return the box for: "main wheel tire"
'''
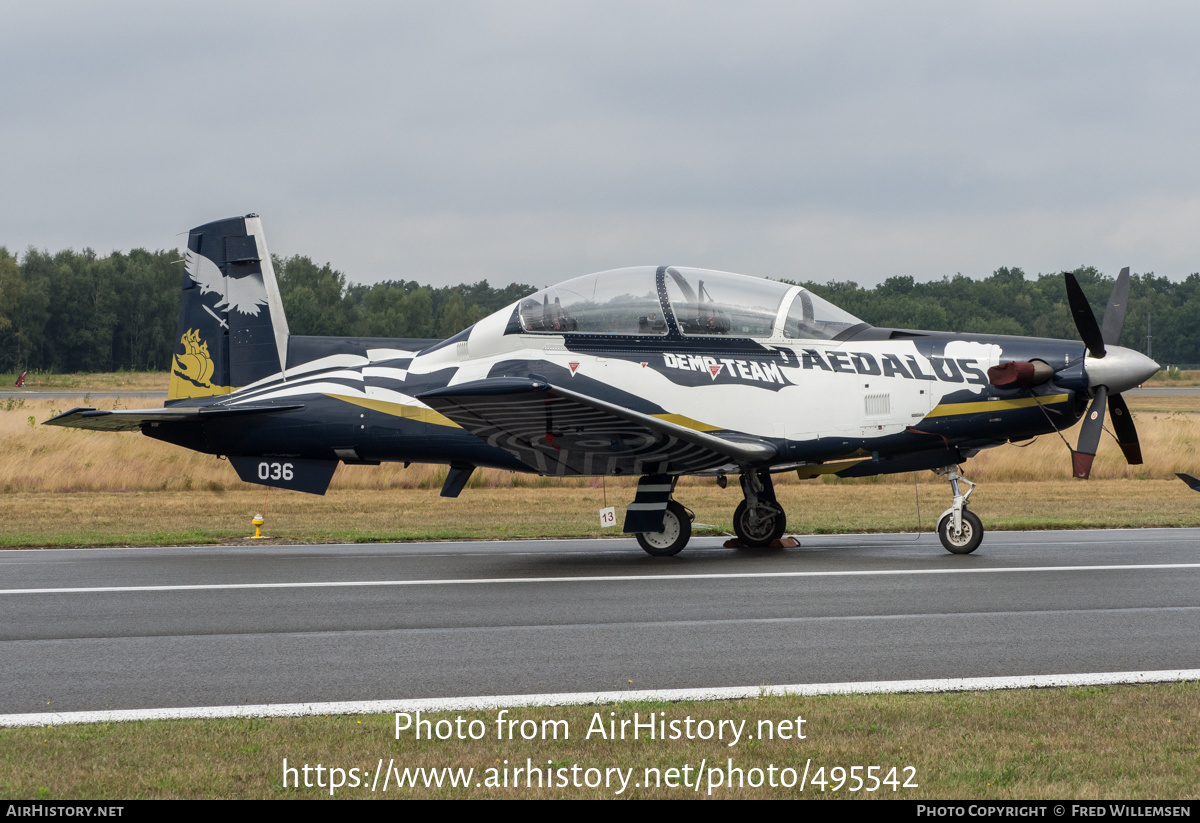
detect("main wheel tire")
[636,500,692,556]
[938,508,984,554]
[733,499,787,547]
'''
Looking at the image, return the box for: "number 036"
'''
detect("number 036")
[257,462,294,481]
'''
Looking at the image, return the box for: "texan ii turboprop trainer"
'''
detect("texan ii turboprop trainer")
[45,215,1160,556]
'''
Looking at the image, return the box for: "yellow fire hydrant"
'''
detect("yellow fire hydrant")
[251,513,265,539]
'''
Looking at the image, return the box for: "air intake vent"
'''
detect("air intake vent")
[456,341,470,360]
[864,393,891,417]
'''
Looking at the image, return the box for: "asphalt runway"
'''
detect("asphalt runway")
[2,529,1199,715]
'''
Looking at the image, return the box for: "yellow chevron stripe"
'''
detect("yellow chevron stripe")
[926,393,1070,418]
[324,394,462,428]
[796,458,872,478]
[651,413,722,432]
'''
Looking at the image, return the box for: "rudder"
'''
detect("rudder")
[169,214,291,400]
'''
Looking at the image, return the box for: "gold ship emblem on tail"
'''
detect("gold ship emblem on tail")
[169,328,228,398]
[175,328,215,388]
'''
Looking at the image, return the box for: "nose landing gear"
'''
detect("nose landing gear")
[934,465,983,554]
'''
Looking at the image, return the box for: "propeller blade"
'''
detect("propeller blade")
[1072,385,1108,479]
[1178,473,1200,492]
[1064,271,1106,359]
[1100,267,1131,347]
[1107,393,1142,465]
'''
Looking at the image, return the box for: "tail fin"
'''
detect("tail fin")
[169,214,291,400]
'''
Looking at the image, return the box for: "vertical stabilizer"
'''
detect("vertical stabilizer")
[169,214,290,400]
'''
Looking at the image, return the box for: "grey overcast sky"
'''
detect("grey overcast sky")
[3,1,1199,288]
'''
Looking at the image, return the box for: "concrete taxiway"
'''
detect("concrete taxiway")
[1,528,1198,716]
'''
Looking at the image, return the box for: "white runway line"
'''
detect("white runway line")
[4,562,1200,595]
[2,669,1196,728]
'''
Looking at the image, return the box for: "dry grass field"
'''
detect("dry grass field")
[3,394,1198,492]
[4,478,1199,548]
[3,366,1195,392]
[1,384,1198,547]
[3,371,169,392]
[1143,367,1200,387]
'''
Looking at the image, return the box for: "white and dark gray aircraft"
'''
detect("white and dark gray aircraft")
[46,215,1161,555]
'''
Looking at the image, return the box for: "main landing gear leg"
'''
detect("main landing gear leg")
[934,465,983,554]
[632,475,693,557]
[733,470,787,547]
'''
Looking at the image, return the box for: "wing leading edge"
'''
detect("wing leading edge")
[418,378,778,477]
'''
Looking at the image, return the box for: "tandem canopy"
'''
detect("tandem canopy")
[516,266,865,340]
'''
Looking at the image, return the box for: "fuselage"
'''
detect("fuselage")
[147,265,1115,478]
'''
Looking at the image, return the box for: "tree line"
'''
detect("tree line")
[0,247,536,373]
[801,266,1198,364]
[1,244,1197,374]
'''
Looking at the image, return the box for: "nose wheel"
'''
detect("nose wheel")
[934,465,983,554]
[937,508,983,554]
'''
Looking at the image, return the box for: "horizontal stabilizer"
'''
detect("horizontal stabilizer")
[43,404,305,432]
[419,377,777,477]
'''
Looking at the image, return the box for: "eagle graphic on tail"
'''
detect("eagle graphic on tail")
[185,248,268,317]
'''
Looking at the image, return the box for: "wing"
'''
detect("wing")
[44,403,305,432]
[419,378,778,476]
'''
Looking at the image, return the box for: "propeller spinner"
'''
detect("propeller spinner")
[1064,267,1159,478]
